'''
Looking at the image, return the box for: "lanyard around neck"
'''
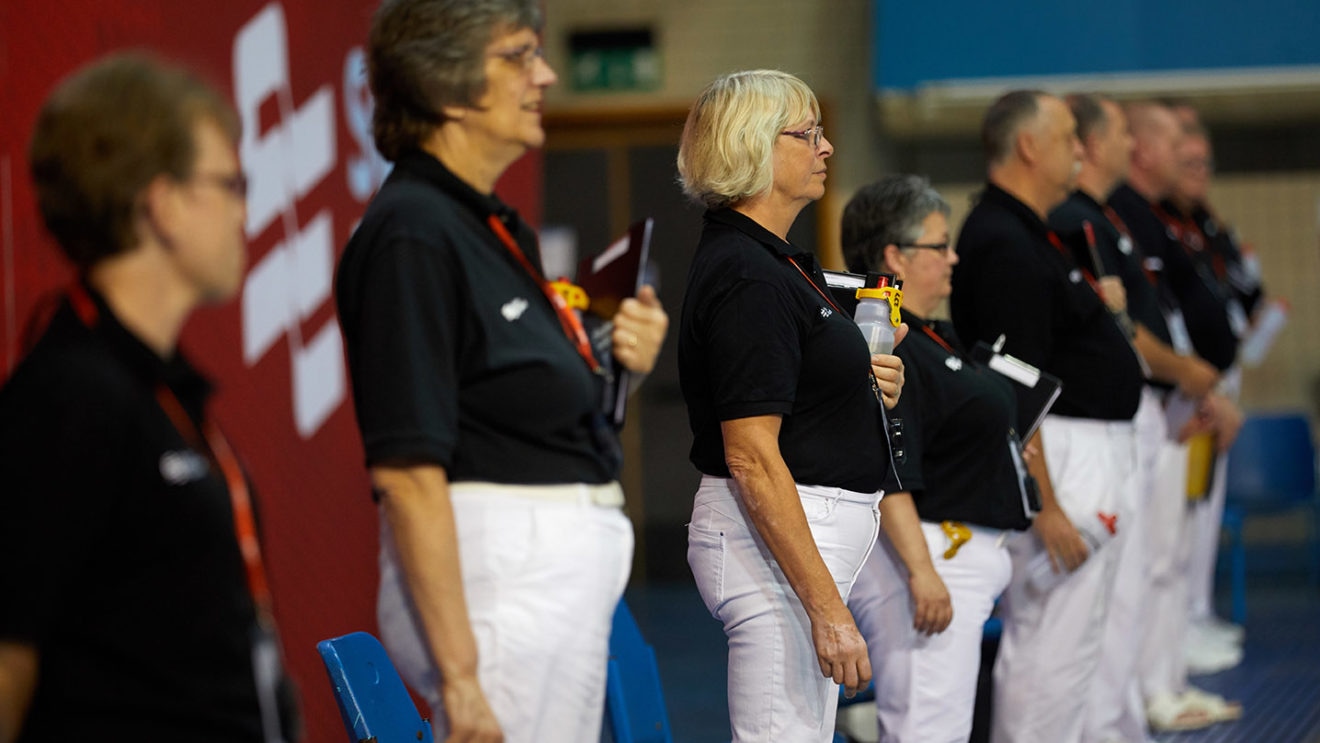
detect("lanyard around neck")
[785,256,843,314]
[920,323,956,355]
[67,282,274,620]
[486,215,602,373]
[1047,230,1102,297]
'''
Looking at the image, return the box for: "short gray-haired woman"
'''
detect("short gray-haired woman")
[842,175,1032,742]
[677,69,906,742]
[336,2,668,742]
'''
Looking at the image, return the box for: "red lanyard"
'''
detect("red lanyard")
[486,215,602,373]
[68,283,273,620]
[154,385,273,620]
[1102,206,1161,288]
[920,323,956,355]
[1047,230,1102,296]
[785,256,844,314]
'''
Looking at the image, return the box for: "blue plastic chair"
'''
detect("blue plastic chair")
[317,631,434,743]
[605,600,674,743]
[1221,412,1320,624]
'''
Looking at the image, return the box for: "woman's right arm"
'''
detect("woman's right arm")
[720,415,871,696]
[371,465,502,743]
[877,493,952,634]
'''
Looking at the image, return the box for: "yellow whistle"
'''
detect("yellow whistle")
[941,521,971,559]
[549,278,590,310]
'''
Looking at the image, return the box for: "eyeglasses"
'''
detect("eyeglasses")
[898,241,952,254]
[190,172,248,199]
[780,125,824,149]
[490,43,545,72]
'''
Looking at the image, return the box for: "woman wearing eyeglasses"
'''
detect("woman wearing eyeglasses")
[676,70,906,742]
[841,175,1034,743]
[335,2,667,742]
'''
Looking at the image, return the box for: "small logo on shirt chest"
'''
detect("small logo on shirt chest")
[501,297,530,321]
[819,306,833,319]
[1118,235,1134,255]
[945,356,963,371]
[160,450,209,485]
[1068,268,1083,284]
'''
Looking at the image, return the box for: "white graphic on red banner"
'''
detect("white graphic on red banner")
[235,2,344,438]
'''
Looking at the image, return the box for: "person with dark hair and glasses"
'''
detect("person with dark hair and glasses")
[335,1,667,741]
[677,69,906,742]
[0,53,300,743]
[841,174,1033,743]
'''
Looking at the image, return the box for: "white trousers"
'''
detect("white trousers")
[992,415,1137,743]
[850,521,1012,743]
[688,475,881,743]
[377,482,634,743]
[1084,388,1164,743]
[1186,366,1240,622]
[1138,436,1195,700]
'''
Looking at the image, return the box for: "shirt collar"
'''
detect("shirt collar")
[65,282,212,405]
[981,182,1054,242]
[391,148,521,228]
[704,208,813,260]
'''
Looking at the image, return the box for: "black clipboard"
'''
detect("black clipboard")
[969,341,1063,441]
[576,218,654,429]
[823,269,865,315]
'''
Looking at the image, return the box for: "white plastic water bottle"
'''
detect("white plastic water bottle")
[854,274,899,354]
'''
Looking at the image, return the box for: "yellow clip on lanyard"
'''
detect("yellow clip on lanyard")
[941,520,971,559]
[549,278,590,311]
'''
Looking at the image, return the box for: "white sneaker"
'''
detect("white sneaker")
[1184,632,1243,675]
[835,702,879,743]
[1191,614,1245,645]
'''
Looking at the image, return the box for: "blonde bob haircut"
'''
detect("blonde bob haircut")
[678,69,820,209]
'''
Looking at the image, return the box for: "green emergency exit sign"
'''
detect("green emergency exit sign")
[569,29,661,92]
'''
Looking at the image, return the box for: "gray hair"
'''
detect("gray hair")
[368,0,542,161]
[981,89,1045,167]
[841,174,951,275]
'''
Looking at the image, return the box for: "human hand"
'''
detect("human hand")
[870,352,905,410]
[612,285,669,374]
[810,609,872,697]
[1033,506,1088,574]
[908,567,953,635]
[1177,355,1220,400]
[1204,393,1244,452]
[1098,276,1127,313]
[441,676,503,743]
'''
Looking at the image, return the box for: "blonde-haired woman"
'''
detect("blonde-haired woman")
[677,69,906,742]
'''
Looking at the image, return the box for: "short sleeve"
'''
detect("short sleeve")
[701,278,806,421]
[339,236,466,467]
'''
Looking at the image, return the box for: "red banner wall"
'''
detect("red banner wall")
[1,2,542,740]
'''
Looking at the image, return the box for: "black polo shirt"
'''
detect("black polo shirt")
[0,289,269,742]
[1109,185,1238,371]
[679,208,895,493]
[1193,204,1263,317]
[950,183,1143,422]
[889,311,1031,530]
[1050,189,1172,348]
[337,148,617,485]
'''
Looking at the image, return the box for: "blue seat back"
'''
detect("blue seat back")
[605,600,673,743]
[1225,413,1317,507]
[317,631,434,743]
